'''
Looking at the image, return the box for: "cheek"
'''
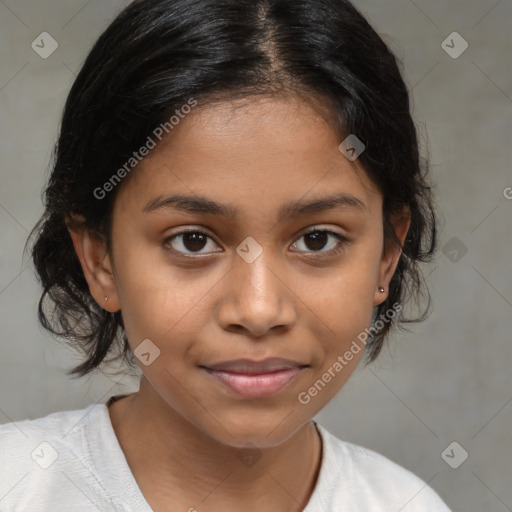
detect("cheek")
[294,268,376,413]
[293,245,381,411]
[113,245,219,355]
[306,248,381,348]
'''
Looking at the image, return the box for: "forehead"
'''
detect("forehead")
[114,95,382,220]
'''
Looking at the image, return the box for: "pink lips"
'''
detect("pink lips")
[201,358,307,398]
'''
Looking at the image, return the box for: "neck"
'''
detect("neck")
[108,377,323,512]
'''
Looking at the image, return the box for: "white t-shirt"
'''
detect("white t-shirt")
[0,398,451,511]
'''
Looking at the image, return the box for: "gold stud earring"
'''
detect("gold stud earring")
[378,286,385,293]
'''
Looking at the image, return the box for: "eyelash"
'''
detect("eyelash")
[163,227,350,258]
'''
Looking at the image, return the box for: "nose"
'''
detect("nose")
[215,248,297,339]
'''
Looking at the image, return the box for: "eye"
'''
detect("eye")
[290,227,349,256]
[163,228,221,256]
[163,226,349,258]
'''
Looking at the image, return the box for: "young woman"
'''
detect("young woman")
[0,0,451,510]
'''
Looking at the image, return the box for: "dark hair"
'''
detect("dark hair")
[27,0,437,378]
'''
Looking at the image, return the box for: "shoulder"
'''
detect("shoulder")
[0,404,97,463]
[312,423,451,511]
[0,404,92,456]
[0,404,115,511]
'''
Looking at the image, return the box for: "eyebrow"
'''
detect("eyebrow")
[142,192,368,221]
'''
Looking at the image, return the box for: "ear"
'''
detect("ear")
[65,214,120,312]
[373,206,411,307]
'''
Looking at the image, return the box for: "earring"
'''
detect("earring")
[104,296,108,302]
[378,286,385,293]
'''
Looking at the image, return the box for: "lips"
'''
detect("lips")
[200,358,308,398]
[204,357,306,374]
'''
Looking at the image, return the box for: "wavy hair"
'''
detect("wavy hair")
[27,0,437,378]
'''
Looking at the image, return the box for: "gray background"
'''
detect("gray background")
[1,1,511,510]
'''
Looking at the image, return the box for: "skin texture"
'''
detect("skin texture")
[67,95,410,511]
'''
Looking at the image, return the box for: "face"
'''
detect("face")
[73,95,408,449]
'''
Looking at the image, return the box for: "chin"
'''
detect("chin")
[199,408,309,449]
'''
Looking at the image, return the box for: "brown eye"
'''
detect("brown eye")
[304,231,329,251]
[181,232,208,252]
[163,227,349,258]
[290,229,349,256]
[164,230,221,256]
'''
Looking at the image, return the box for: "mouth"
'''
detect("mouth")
[199,358,308,398]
